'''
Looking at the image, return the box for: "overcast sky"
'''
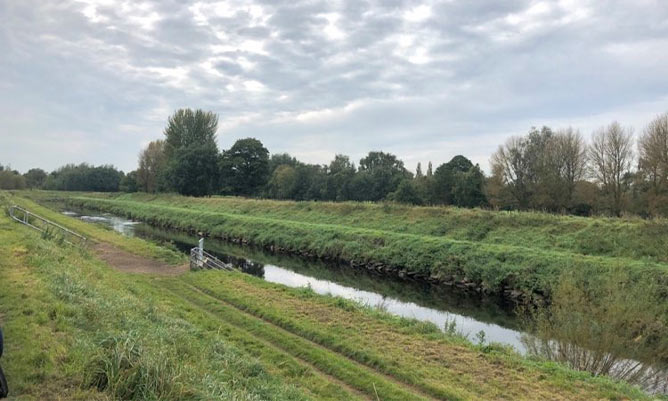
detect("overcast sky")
[1,0,667,173]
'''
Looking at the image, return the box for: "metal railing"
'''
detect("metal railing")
[190,247,234,271]
[8,205,87,246]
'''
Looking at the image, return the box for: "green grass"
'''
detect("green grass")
[1,192,184,265]
[41,192,667,303]
[0,191,659,400]
[0,212,355,400]
[52,191,668,262]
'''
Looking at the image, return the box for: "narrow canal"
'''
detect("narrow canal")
[62,207,528,352]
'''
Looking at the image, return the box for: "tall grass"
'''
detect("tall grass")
[84,332,187,400]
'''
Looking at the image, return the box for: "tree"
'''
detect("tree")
[42,164,122,192]
[293,164,327,200]
[358,151,411,201]
[553,128,588,209]
[490,136,533,209]
[268,153,299,174]
[163,109,219,159]
[267,164,297,199]
[137,140,167,193]
[490,126,585,211]
[0,169,26,189]
[390,179,423,205]
[325,154,356,201]
[220,138,269,196]
[433,156,470,204]
[23,168,47,189]
[163,145,219,196]
[415,162,423,178]
[638,112,668,215]
[589,122,634,216]
[119,171,139,192]
[433,156,486,207]
[451,165,487,207]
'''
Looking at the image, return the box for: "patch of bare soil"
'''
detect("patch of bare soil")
[93,242,188,275]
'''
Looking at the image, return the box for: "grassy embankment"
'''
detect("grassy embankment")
[52,192,667,302]
[0,191,658,400]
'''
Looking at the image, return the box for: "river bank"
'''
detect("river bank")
[58,193,668,308]
[0,191,656,400]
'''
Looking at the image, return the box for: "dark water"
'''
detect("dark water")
[61,207,526,352]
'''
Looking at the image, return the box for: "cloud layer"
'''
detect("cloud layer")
[1,0,667,173]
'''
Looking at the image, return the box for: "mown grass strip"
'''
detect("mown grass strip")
[185,272,653,401]
[132,279,367,401]
[157,279,442,401]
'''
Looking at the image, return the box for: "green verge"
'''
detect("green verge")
[61,194,667,302]
[0,213,358,401]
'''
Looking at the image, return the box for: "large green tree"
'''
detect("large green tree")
[137,140,167,193]
[23,168,47,189]
[163,145,220,197]
[434,155,486,207]
[160,109,220,196]
[357,151,411,201]
[325,154,356,201]
[163,109,219,159]
[220,138,269,196]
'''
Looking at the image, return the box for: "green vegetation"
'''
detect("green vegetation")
[1,193,184,265]
[0,207,328,400]
[0,193,655,400]
[10,110,668,217]
[57,192,667,300]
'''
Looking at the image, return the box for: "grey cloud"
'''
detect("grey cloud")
[1,0,667,174]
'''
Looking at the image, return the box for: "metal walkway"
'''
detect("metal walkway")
[8,204,87,246]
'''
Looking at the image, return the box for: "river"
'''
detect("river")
[57,205,668,394]
[61,207,527,352]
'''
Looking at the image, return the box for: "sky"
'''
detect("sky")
[1,0,667,174]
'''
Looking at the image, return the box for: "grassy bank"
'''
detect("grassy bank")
[0,194,655,400]
[0,208,334,400]
[44,192,668,303]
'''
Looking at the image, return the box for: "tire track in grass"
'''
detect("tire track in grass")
[167,280,450,401]
[156,281,371,401]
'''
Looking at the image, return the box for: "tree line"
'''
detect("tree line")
[2,108,666,217]
[0,163,136,192]
[126,109,487,207]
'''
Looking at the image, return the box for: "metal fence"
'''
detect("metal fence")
[189,247,234,271]
[8,205,87,246]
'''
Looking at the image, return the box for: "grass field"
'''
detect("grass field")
[0,191,657,400]
[34,191,667,305]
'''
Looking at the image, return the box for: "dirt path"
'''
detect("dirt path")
[93,242,188,275]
